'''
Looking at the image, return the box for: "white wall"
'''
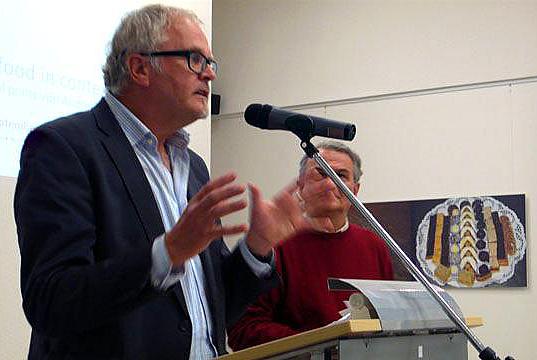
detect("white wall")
[0,1,212,358]
[213,0,537,114]
[212,1,537,358]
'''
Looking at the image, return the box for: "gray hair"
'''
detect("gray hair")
[299,140,363,183]
[102,4,202,94]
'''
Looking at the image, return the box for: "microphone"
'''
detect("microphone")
[244,103,356,141]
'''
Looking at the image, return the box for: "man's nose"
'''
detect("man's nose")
[200,64,217,81]
[320,177,337,192]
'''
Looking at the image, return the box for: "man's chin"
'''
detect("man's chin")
[189,107,209,121]
[196,111,209,119]
[306,205,343,218]
[186,98,208,118]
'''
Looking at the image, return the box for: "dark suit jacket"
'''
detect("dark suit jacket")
[14,99,277,359]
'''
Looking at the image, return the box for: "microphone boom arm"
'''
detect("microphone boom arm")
[299,139,513,360]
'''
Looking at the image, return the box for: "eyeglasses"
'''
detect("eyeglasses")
[140,50,218,75]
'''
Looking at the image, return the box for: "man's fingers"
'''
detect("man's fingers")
[271,179,300,210]
[272,190,309,235]
[273,190,296,214]
[197,183,246,212]
[281,179,299,196]
[214,224,249,237]
[192,172,238,202]
[210,199,248,219]
[247,182,264,209]
[277,183,304,214]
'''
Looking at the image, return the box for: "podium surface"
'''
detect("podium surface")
[219,317,483,360]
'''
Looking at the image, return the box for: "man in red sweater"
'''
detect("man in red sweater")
[227,141,394,350]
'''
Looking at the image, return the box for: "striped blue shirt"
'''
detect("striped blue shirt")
[104,92,272,359]
[105,92,217,359]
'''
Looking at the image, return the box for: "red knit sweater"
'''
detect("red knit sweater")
[228,224,394,350]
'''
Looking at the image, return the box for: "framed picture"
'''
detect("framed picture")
[351,194,526,288]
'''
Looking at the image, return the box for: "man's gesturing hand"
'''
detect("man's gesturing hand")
[165,172,248,266]
[245,182,311,257]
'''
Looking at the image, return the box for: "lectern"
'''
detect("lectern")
[219,280,483,360]
[218,317,483,360]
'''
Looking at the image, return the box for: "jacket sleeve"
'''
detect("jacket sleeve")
[227,248,298,351]
[15,127,153,336]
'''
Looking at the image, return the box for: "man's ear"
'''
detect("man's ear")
[127,54,151,87]
[353,182,360,195]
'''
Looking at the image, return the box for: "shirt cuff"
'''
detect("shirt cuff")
[238,239,274,278]
[151,234,184,290]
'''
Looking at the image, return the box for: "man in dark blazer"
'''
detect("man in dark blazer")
[14,5,309,359]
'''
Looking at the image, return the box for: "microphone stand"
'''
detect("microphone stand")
[295,135,514,360]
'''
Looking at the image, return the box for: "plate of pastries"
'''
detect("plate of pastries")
[416,197,526,287]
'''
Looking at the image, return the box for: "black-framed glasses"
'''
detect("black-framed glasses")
[140,50,218,75]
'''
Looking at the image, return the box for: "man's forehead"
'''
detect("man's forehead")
[165,16,211,53]
[309,149,353,166]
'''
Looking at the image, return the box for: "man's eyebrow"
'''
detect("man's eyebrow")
[316,166,349,173]
[313,167,352,179]
[188,47,215,60]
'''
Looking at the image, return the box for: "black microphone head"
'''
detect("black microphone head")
[244,103,273,129]
[344,124,356,141]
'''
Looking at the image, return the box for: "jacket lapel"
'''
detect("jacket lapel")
[93,99,164,243]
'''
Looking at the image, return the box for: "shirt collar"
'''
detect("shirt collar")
[335,219,350,233]
[104,91,190,150]
[311,218,350,233]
